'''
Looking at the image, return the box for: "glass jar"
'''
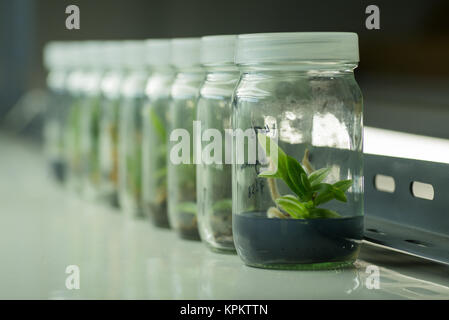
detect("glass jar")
[232,32,364,270]
[43,42,71,183]
[79,41,105,200]
[118,40,149,218]
[98,41,127,208]
[196,35,239,252]
[64,42,88,194]
[167,38,205,240]
[142,40,175,228]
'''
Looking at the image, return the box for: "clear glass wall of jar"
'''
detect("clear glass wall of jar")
[142,40,175,228]
[79,41,106,200]
[118,40,149,218]
[167,38,205,240]
[232,33,364,270]
[43,42,71,184]
[196,35,239,252]
[64,41,88,194]
[98,41,127,208]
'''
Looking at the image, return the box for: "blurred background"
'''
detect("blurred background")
[0,0,448,139]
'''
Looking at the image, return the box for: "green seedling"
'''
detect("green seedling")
[258,134,352,219]
[176,201,197,215]
[212,198,233,212]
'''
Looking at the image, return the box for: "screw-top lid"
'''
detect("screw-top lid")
[67,41,87,69]
[145,39,171,67]
[171,38,202,68]
[201,35,237,66]
[235,32,359,65]
[83,41,105,69]
[73,41,95,69]
[43,42,58,70]
[44,41,71,70]
[122,40,147,69]
[60,42,73,69]
[100,41,125,68]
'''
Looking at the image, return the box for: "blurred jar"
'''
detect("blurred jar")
[43,42,72,183]
[232,32,364,270]
[167,38,205,240]
[98,41,127,208]
[142,40,175,228]
[79,41,107,200]
[196,35,239,252]
[64,42,89,194]
[118,40,149,218]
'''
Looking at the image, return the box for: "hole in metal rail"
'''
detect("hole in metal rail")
[374,174,395,193]
[366,228,386,235]
[410,181,434,200]
[404,239,429,248]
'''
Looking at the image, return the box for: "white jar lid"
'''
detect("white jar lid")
[145,39,171,67]
[72,41,93,69]
[201,35,237,66]
[235,32,359,65]
[122,40,147,69]
[43,42,58,70]
[62,41,83,69]
[44,41,73,70]
[83,41,104,69]
[171,37,202,68]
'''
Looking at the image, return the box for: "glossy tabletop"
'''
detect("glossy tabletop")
[0,134,448,299]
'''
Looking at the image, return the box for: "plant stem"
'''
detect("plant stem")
[267,177,281,201]
[267,206,288,219]
[302,148,314,174]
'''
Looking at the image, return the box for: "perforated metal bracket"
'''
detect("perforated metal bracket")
[364,154,449,265]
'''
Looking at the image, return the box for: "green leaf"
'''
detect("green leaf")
[333,179,352,192]
[314,193,336,206]
[312,182,332,193]
[303,200,315,209]
[313,182,347,204]
[276,196,309,219]
[258,170,279,178]
[313,183,336,206]
[301,173,312,192]
[257,134,351,219]
[286,155,308,197]
[257,133,282,159]
[149,109,166,142]
[258,134,304,198]
[308,208,341,219]
[332,187,347,202]
[308,167,331,186]
[257,133,283,178]
[279,194,299,201]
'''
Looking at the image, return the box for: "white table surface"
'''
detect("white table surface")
[0,134,448,300]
